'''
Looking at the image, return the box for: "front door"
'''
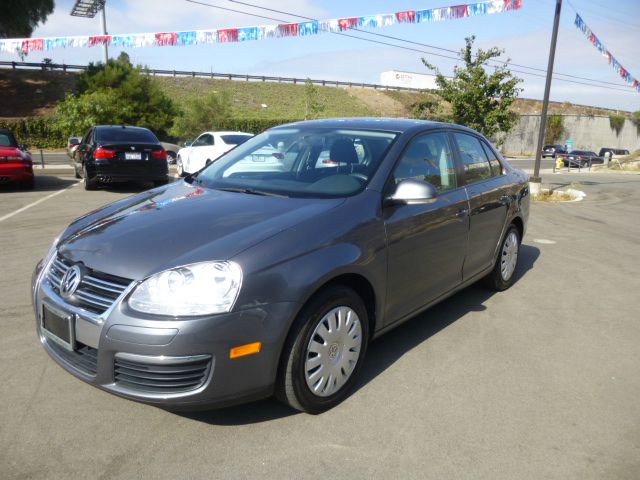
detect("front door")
[384,131,469,325]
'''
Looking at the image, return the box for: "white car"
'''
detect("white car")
[176,131,254,176]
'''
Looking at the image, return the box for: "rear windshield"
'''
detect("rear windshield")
[96,128,159,143]
[0,131,18,147]
[221,134,253,145]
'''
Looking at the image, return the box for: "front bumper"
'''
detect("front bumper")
[32,260,299,409]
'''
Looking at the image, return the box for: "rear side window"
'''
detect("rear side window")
[393,132,457,192]
[453,133,492,184]
[96,128,158,143]
[221,135,253,145]
[481,142,503,176]
[0,131,18,147]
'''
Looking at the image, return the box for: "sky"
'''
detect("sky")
[3,0,639,111]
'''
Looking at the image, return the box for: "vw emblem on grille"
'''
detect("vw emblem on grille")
[60,265,83,299]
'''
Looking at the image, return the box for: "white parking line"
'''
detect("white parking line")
[0,182,80,223]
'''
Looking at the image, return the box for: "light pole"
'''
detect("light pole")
[531,0,563,191]
[70,0,109,64]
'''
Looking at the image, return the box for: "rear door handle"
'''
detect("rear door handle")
[456,208,469,218]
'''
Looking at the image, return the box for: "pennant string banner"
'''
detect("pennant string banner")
[574,13,639,93]
[0,0,522,56]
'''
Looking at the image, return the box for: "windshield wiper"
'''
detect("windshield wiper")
[215,187,288,198]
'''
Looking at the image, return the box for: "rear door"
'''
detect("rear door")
[451,132,510,281]
[384,130,469,324]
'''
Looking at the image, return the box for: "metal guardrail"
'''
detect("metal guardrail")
[0,60,424,92]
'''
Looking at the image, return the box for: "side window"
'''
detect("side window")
[81,129,92,145]
[481,141,503,176]
[393,132,457,192]
[453,133,492,183]
[206,134,215,146]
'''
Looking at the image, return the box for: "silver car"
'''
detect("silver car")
[33,118,529,414]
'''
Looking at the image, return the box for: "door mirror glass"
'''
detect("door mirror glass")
[385,179,438,205]
[183,140,192,147]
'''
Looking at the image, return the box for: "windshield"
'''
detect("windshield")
[96,128,159,143]
[0,131,18,147]
[193,127,399,198]
[221,134,253,145]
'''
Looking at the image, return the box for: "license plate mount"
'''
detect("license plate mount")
[42,304,76,351]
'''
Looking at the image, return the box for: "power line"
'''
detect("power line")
[224,0,634,89]
[185,0,636,94]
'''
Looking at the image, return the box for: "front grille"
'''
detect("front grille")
[114,355,212,394]
[47,255,132,314]
[47,340,98,376]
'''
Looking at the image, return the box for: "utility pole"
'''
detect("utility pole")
[531,0,563,190]
[99,4,108,64]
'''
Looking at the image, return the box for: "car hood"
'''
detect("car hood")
[58,181,344,280]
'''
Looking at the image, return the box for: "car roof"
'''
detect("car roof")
[271,117,478,135]
[95,125,153,131]
[201,131,253,136]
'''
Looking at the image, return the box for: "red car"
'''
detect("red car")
[0,128,34,189]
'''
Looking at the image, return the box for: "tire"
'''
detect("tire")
[74,165,81,179]
[20,178,35,190]
[177,156,186,177]
[205,159,212,167]
[276,285,369,414]
[83,165,97,191]
[483,224,520,291]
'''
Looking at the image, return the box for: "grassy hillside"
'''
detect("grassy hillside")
[1,69,631,123]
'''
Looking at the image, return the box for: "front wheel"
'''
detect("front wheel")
[276,286,369,414]
[483,224,520,291]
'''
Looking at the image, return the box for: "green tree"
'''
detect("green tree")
[303,79,325,120]
[54,54,175,139]
[0,0,54,38]
[170,91,232,140]
[544,114,565,144]
[423,36,522,140]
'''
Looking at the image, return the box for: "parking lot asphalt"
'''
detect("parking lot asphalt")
[1,170,639,480]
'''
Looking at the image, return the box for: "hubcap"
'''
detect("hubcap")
[500,231,519,281]
[304,306,362,397]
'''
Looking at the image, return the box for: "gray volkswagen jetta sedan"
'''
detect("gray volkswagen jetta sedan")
[32,118,529,414]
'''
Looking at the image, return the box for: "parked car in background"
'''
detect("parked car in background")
[67,137,81,158]
[559,150,604,168]
[598,147,629,159]
[542,144,566,158]
[0,128,34,189]
[160,141,180,164]
[34,118,529,414]
[177,131,253,176]
[71,125,169,191]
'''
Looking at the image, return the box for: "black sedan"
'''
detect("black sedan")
[72,125,169,190]
[34,118,529,413]
[560,150,604,168]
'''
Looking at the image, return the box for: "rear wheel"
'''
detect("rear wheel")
[177,156,186,177]
[276,286,369,414]
[20,178,35,190]
[83,165,97,191]
[483,224,520,291]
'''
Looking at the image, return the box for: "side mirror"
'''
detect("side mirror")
[19,144,29,151]
[385,179,438,206]
[183,141,192,147]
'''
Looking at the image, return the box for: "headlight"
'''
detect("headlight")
[128,261,242,316]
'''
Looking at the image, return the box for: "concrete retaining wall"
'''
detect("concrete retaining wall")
[501,115,640,155]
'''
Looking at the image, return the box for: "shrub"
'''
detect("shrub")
[544,114,565,144]
[608,114,625,136]
[0,117,63,149]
